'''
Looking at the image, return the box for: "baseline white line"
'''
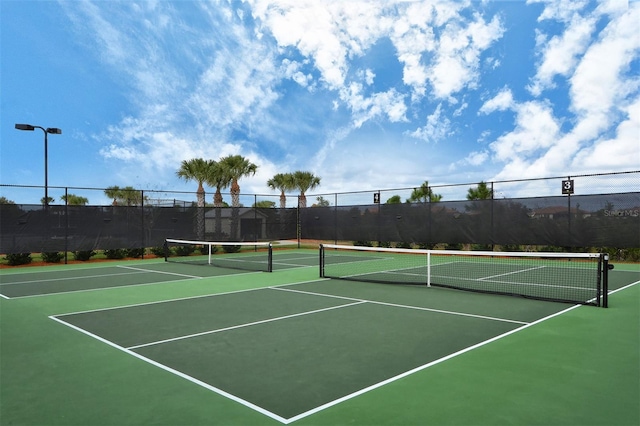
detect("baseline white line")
[127,301,366,350]
[272,286,529,325]
[49,315,289,424]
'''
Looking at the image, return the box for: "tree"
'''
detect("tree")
[104,186,122,206]
[254,200,276,208]
[218,155,258,208]
[177,158,213,239]
[120,186,145,206]
[408,181,442,203]
[205,161,233,239]
[467,181,493,200]
[104,185,145,206]
[385,195,402,204]
[291,171,321,208]
[313,196,330,207]
[40,196,56,205]
[176,158,212,208]
[61,194,89,205]
[267,173,295,209]
[219,155,258,240]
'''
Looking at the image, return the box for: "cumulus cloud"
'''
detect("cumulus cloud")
[479,88,515,114]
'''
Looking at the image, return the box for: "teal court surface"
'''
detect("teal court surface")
[1,248,639,425]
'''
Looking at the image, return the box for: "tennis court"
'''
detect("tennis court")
[1,246,638,425]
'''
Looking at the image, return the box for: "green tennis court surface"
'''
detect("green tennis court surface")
[1,249,638,425]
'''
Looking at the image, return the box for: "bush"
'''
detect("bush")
[353,240,373,247]
[444,243,463,251]
[377,241,391,248]
[5,253,32,266]
[417,242,436,249]
[126,248,145,258]
[174,245,195,256]
[150,246,167,257]
[104,249,127,259]
[42,251,64,263]
[222,245,240,254]
[396,241,412,249]
[73,250,95,261]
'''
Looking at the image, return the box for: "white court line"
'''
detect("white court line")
[272,286,529,325]
[49,280,640,424]
[49,315,289,424]
[0,270,149,286]
[126,301,366,350]
[117,265,203,279]
[53,278,331,316]
[478,265,546,281]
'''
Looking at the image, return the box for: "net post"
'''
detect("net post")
[163,239,169,262]
[319,244,325,278]
[602,254,609,308]
[426,251,431,287]
[208,243,212,265]
[267,243,273,273]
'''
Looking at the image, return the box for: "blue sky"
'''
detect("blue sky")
[1,0,639,206]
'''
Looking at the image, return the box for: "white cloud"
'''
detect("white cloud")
[489,100,561,163]
[479,88,514,114]
[463,150,489,166]
[407,103,452,143]
[571,97,640,170]
[528,14,596,96]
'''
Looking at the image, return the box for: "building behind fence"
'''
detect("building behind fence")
[1,171,638,256]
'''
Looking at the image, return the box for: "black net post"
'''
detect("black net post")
[319,244,325,278]
[602,254,610,308]
[163,240,169,262]
[267,243,273,273]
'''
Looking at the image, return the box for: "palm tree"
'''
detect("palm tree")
[120,186,145,206]
[61,194,89,205]
[219,155,258,208]
[176,158,213,239]
[467,181,493,200]
[218,155,258,240]
[291,171,321,208]
[205,160,232,239]
[267,173,295,209]
[104,186,122,206]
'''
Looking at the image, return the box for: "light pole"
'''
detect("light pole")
[14,123,62,206]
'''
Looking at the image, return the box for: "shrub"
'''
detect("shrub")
[377,241,391,248]
[396,241,412,249]
[5,253,32,266]
[150,246,167,257]
[417,242,436,249]
[222,245,240,254]
[42,251,64,263]
[174,245,195,256]
[444,243,463,251]
[73,250,95,261]
[126,248,145,258]
[353,240,373,247]
[104,249,127,259]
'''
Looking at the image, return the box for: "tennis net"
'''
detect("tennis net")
[319,244,609,307]
[165,239,272,272]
